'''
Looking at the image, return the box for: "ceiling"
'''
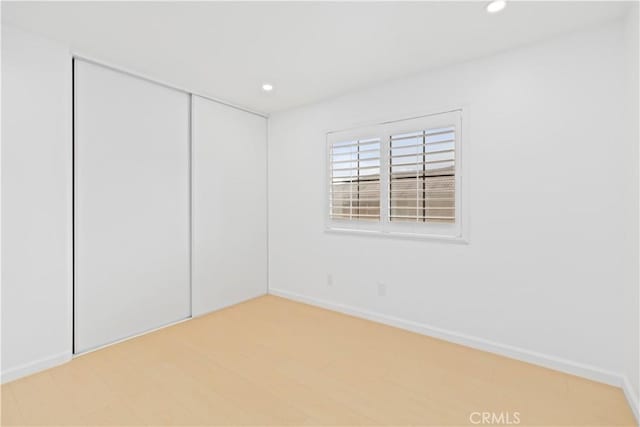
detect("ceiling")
[2,1,630,114]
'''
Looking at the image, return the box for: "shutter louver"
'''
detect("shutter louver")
[330,138,381,221]
[389,127,455,223]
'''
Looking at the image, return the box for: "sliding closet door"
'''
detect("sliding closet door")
[74,60,190,353]
[192,96,267,315]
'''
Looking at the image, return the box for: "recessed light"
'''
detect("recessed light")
[262,83,274,92]
[486,0,506,13]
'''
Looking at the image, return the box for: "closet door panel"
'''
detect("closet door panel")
[74,61,190,353]
[192,96,267,315]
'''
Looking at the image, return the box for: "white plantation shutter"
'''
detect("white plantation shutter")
[389,126,455,223]
[329,138,381,221]
[327,109,464,240]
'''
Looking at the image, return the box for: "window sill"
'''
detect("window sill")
[325,226,469,244]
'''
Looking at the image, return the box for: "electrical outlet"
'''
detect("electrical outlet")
[327,274,333,286]
[377,282,386,296]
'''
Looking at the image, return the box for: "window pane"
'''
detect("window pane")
[389,127,455,223]
[330,138,381,221]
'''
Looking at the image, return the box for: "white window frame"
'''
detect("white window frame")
[325,108,468,243]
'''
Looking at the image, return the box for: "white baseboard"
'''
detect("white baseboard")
[622,376,640,424]
[269,288,638,425]
[1,351,71,384]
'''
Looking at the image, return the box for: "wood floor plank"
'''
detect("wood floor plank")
[0,385,26,426]
[1,295,636,426]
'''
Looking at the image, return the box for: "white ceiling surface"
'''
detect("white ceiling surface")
[2,1,630,114]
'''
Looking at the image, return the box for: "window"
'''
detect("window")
[327,110,465,241]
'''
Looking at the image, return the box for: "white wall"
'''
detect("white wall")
[191,95,268,315]
[268,19,637,402]
[1,26,72,380]
[624,3,640,413]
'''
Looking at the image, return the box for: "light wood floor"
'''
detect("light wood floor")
[1,295,636,426]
